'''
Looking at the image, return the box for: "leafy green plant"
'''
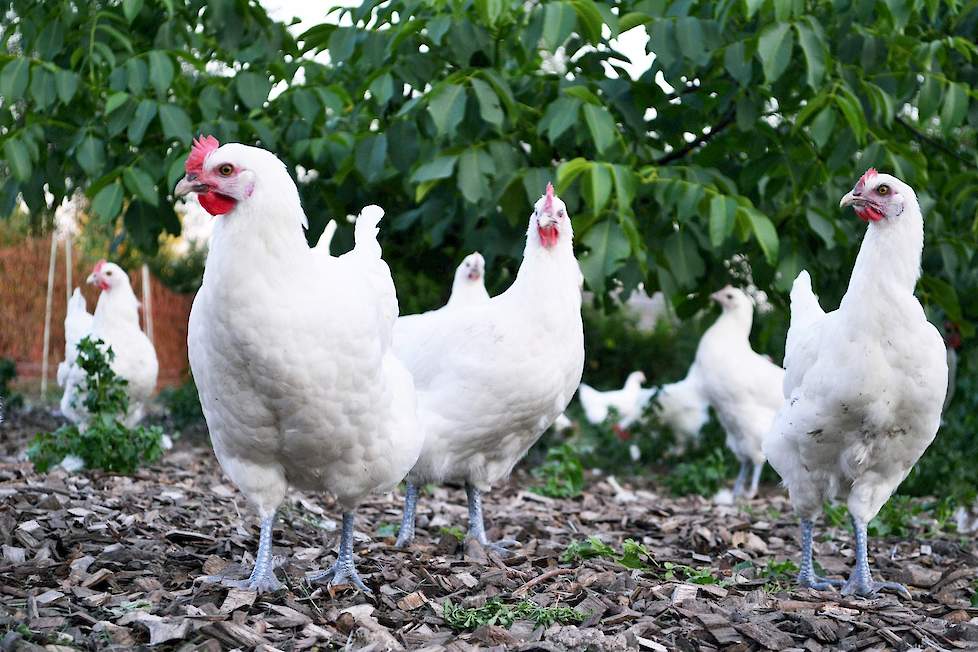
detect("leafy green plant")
[27,337,165,474]
[439,526,466,542]
[661,562,722,585]
[560,536,655,570]
[530,443,585,498]
[664,448,734,497]
[760,559,799,592]
[0,357,23,411]
[442,599,586,631]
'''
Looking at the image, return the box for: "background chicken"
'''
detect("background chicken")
[695,286,784,498]
[764,169,947,598]
[58,262,158,427]
[392,182,584,552]
[446,252,490,308]
[177,136,423,593]
[647,364,710,453]
[578,371,647,430]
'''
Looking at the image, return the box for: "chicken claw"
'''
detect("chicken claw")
[200,515,284,594]
[307,512,372,593]
[465,484,520,557]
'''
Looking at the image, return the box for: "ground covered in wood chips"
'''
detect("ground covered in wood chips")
[2,408,978,651]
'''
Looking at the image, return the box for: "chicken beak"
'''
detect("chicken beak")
[839,191,856,208]
[86,272,98,286]
[175,175,209,197]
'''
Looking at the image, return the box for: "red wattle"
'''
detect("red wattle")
[538,224,559,248]
[98,280,110,291]
[199,192,237,216]
[855,206,884,222]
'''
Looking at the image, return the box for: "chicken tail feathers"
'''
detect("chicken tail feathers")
[313,219,338,257]
[789,270,824,330]
[353,205,384,259]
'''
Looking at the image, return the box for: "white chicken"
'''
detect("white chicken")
[764,169,947,598]
[392,182,584,552]
[58,262,158,427]
[578,371,648,429]
[646,363,710,452]
[695,286,784,498]
[176,136,422,593]
[446,252,490,308]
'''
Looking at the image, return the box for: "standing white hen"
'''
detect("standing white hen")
[446,252,490,308]
[176,136,422,593]
[58,262,158,427]
[578,371,648,429]
[392,183,584,552]
[764,169,947,598]
[695,286,784,498]
[645,363,710,453]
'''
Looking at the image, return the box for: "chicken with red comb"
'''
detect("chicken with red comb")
[764,170,947,599]
[175,138,423,593]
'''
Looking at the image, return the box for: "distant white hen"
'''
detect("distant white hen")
[177,136,422,593]
[764,169,947,598]
[696,286,784,498]
[392,182,584,552]
[578,371,648,429]
[58,262,158,427]
[446,252,490,308]
[645,363,710,452]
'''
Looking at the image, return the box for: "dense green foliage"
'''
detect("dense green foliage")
[442,598,586,630]
[0,357,22,411]
[2,0,976,319]
[27,337,165,473]
[158,373,205,430]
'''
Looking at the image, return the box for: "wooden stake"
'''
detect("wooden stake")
[40,235,58,396]
[141,264,154,344]
[64,234,73,301]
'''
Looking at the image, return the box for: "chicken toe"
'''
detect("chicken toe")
[307,512,372,593]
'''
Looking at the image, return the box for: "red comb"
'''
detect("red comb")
[544,182,554,212]
[186,135,220,174]
[855,167,877,193]
[93,259,106,273]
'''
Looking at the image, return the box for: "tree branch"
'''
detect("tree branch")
[655,109,736,165]
[894,116,972,166]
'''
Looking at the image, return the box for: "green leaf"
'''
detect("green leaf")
[756,22,793,84]
[55,69,79,104]
[0,59,30,100]
[475,0,504,26]
[123,167,158,206]
[92,181,124,223]
[795,19,826,89]
[427,83,467,137]
[745,208,779,264]
[236,71,273,110]
[920,275,962,322]
[470,78,504,128]
[354,133,388,183]
[29,67,56,110]
[3,139,31,182]
[123,0,143,23]
[557,158,591,193]
[835,89,867,144]
[158,104,192,144]
[105,91,130,115]
[723,42,752,86]
[292,88,320,122]
[147,51,174,96]
[708,195,736,247]
[126,58,148,94]
[76,135,106,177]
[917,75,942,121]
[745,0,766,18]
[809,106,836,149]
[611,164,636,210]
[584,163,613,213]
[540,97,582,146]
[569,0,603,44]
[457,148,494,204]
[582,104,616,154]
[580,220,630,293]
[563,86,601,105]
[411,155,458,183]
[541,2,577,51]
[940,82,968,133]
[619,12,651,32]
[369,72,394,106]
[663,230,704,289]
[128,99,157,145]
[675,17,705,63]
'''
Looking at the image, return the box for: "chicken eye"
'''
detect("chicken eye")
[876,184,889,195]
[218,164,234,176]
[105,270,113,276]
[558,209,565,217]
[726,293,733,299]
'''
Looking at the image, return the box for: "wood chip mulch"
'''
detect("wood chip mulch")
[2,409,977,651]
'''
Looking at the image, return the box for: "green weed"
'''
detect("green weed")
[530,443,585,498]
[560,536,654,570]
[442,598,586,631]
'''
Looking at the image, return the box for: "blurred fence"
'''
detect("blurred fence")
[0,237,193,389]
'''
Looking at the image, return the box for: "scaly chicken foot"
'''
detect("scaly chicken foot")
[307,512,371,593]
[732,462,750,498]
[796,519,844,591]
[465,484,518,555]
[202,515,284,593]
[394,482,419,549]
[841,517,911,599]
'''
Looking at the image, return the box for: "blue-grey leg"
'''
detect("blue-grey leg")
[732,461,749,497]
[394,482,419,549]
[747,461,764,499]
[796,519,844,590]
[841,516,911,599]
[307,512,371,593]
[206,514,284,593]
[465,483,518,555]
